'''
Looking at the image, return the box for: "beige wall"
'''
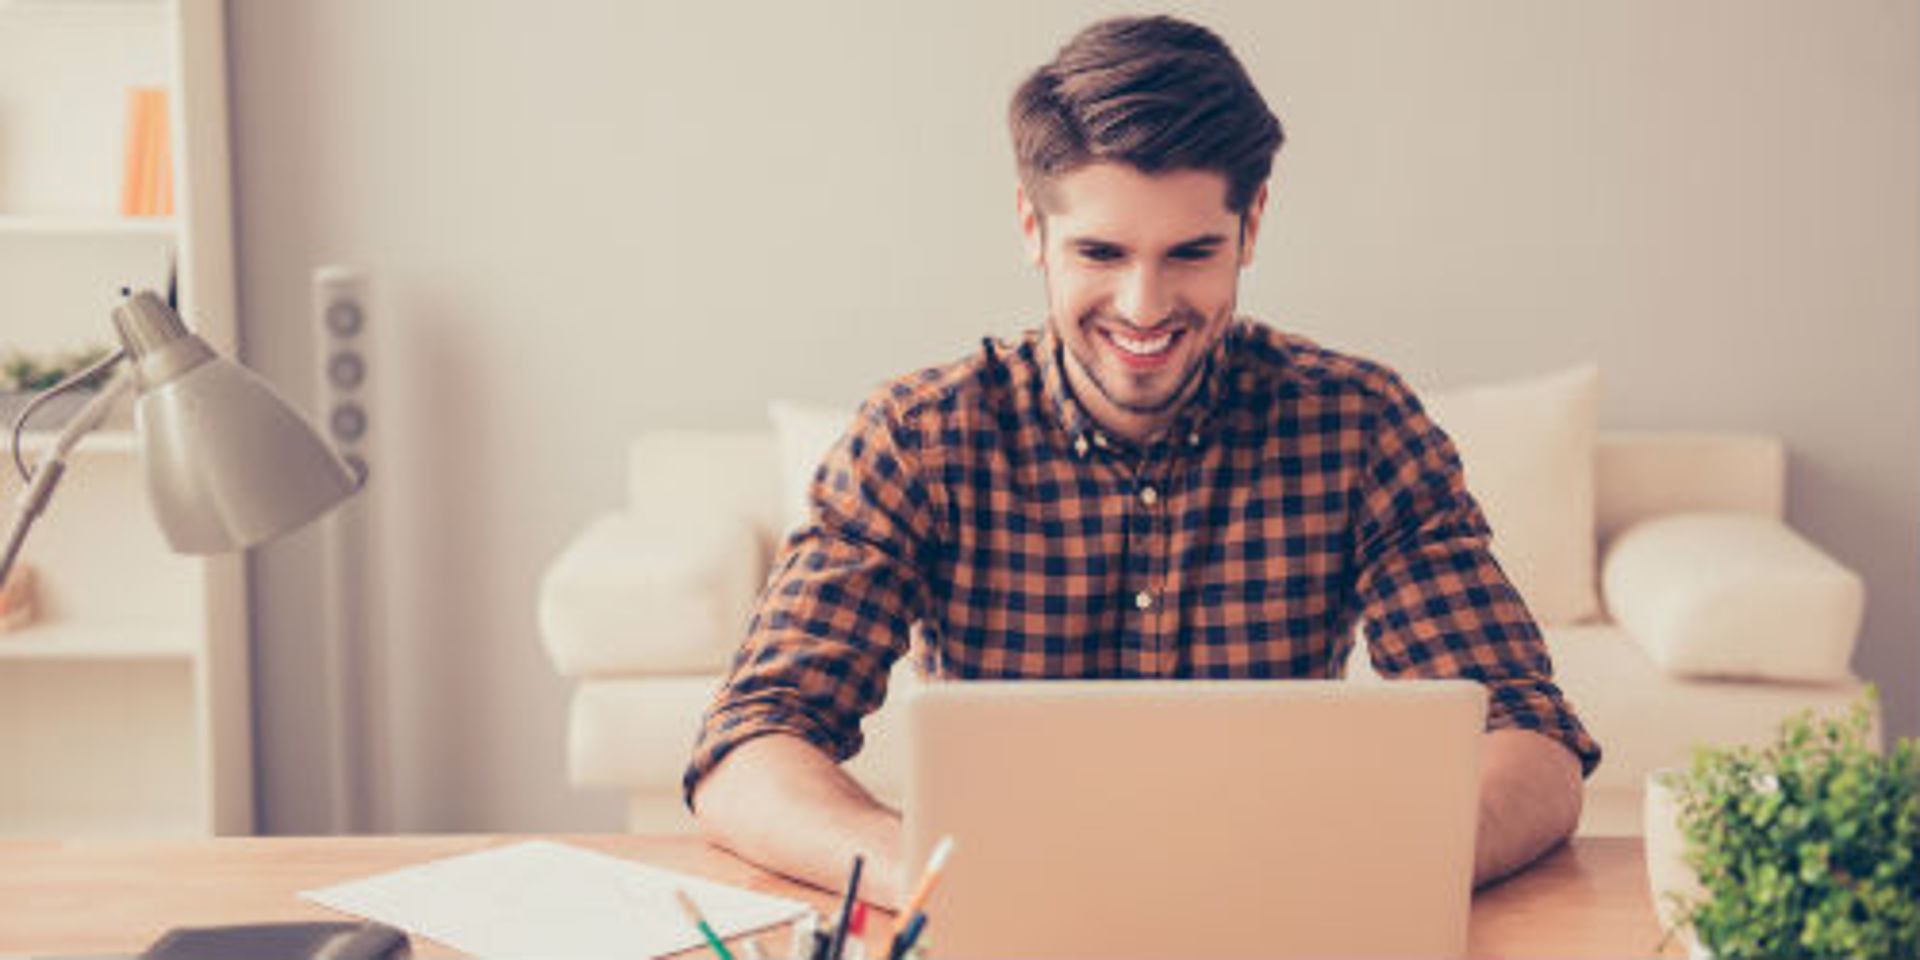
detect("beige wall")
[229,0,1919,832]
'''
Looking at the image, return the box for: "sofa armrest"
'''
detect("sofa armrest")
[539,513,766,678]
[568,676,722,791]
[1600,512,1863,683]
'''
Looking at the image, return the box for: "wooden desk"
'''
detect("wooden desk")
[0,834,1680,958]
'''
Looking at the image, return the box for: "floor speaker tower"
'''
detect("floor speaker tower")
[312,265,380,832]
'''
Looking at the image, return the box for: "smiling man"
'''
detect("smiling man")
[685,14,1600,908]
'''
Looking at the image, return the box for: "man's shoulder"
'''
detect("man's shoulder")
[866,328,1045,431]
[1230,320,1418,410]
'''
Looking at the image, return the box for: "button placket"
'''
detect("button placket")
[1129,457,1172,673]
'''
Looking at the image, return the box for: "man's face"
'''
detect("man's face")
[1020,163,1265,443]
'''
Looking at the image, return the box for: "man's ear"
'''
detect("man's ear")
[1017,185,1044,266]
[1238,182,1270,267]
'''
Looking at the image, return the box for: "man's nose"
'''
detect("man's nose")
[1113,265,1173,328]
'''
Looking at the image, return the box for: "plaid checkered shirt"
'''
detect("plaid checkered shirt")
[685,320,1601,801]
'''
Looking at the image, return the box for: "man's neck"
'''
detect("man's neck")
[1062,351,1199,447]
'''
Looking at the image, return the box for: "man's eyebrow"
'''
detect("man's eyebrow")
[1066,233,1231,251]
[1171,234,1229,250]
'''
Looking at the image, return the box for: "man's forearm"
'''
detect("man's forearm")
[690,733,906,909]
[1473,728,1585,888]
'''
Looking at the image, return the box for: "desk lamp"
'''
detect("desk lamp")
[2,286,357,587]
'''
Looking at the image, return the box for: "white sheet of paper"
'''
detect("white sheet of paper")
[301,840,810,958]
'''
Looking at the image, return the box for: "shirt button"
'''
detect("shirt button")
[1073,435,1089,457]
[1188,431,1202,447]
[1139,486,1159,507]
[1134,591,1154,611]
[1093,432,1110,449]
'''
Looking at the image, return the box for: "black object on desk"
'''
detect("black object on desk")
[887,911,927,960]
[140,921,410,960]
[822,855,863,960]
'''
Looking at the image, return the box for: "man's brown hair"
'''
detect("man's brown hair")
[1010,15,1283,218]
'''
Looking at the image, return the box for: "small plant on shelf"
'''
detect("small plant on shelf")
[1665,687,1918,959]
[2,345,116,394]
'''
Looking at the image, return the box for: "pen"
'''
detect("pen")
[844,902,869,960]
[825,854,864,960]
[891,836,954,942]
[886,911,928,960]
[675,888,738,960]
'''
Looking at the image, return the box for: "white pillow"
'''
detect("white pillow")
[1424,366,1601,625]
[767,399,855,538]
[1601,512,1863,682]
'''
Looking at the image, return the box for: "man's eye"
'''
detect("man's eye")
[1078,246,1122,263]
[1170,248,1217,262]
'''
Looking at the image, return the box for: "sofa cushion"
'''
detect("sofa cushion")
[1346,622,1869,796]
[1544,624,1869,796]
[1547,624,1869,835]
[568,676,720,793]
[769,400,855,539]
[1600,512,1864,682]
[539,514,765,677]
[568,658,924,798]
[1424,366,1601,625]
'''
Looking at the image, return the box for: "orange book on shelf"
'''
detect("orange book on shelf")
[120,88,173,217]
[120,89,149,216]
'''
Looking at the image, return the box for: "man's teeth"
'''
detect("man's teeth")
[1109,330,1174,356]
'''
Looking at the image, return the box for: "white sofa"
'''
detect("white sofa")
[539,426,1872,836]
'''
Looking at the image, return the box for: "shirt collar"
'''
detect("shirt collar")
[1040,320,1241,460]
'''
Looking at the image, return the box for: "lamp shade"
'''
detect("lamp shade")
[114,291,357,553]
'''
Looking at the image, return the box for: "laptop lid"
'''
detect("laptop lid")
[902,679,1486,959]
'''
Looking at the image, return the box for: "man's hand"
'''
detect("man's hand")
[690,733,906,909]
[1473,728,1585,888]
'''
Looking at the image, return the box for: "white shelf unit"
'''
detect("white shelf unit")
[0,224,178,358]
[0,216,179,237]
[0,0,249,837]
[0,623,198,661]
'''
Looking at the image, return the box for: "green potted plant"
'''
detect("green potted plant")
[0,345,116,431]
[1661,688,1918,959]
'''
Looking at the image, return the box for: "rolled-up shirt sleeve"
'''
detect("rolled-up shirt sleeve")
[1349,371,1603,777]
[683,391,938,808]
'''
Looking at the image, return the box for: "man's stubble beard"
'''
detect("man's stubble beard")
[1056,299,1232,417]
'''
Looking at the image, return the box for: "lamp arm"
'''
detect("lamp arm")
[0,371,135,589]
[10,346,131,483]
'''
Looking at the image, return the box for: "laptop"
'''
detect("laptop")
[902,679,1486,959]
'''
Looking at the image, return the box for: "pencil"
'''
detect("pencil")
[886,911,928,960]
[826,854,864,960]
[675,888,738,960]
[891,836,954,941]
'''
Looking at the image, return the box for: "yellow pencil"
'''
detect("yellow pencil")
[891,836,954,941]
